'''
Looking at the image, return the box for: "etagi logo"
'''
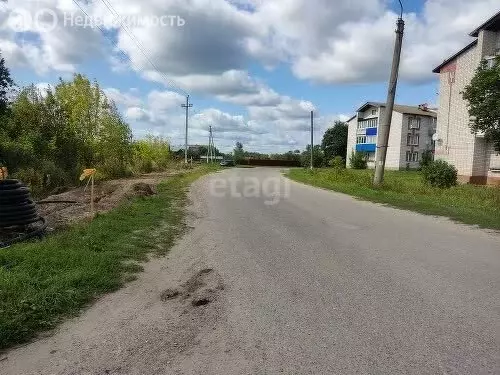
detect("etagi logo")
[208,176,291,206]
[6,8,186,33]
[7,8,58,33]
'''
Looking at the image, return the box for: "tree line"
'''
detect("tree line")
[0,54,171,195]
[232,121,349,167]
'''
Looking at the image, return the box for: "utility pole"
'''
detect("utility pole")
[181,95,193,164]
[210,127,216,163]
[208,125,213,163]
[207,127,212,164]
[373,1,404,186]
[310,110,314,170]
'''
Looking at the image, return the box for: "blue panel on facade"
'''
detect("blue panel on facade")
[366,127,377,136]
[356,143,376,152]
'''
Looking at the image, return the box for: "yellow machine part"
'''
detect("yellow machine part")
[0,167,7,180]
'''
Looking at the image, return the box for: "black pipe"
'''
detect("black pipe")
[0,179,47,248]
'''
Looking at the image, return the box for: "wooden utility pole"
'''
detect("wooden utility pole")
[310,110,314,170]
[373,3,404,186]
[209,125,214,163]
[181,95,193,164]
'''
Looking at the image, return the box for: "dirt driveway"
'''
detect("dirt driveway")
[37,171,181,231]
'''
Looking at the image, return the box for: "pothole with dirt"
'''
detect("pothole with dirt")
[161,268,224,309]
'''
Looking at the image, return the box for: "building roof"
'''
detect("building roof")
[470,10,500,37]
[432,40,478,73]
[433,10,500,73]
[357,102,437,117]
[346,114,356,122]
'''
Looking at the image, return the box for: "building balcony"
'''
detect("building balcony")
[356,143,376,152]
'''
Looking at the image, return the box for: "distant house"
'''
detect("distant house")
[432,11,500,184]
[346,102,437,170]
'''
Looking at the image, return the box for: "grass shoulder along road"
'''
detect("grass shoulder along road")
[0,165,219,350]
[286,168,500,230]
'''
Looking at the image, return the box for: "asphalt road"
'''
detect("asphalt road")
[3,167,500,374]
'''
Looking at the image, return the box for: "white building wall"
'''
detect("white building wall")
[346,116,357,164]
[488,146,500,179]
[435,28,500,184]
[435,44,478,177]
[385,110,403,170]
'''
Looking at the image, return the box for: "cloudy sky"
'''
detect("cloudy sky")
[1,0,499,153]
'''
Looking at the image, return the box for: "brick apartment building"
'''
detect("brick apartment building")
[432,11,500,184]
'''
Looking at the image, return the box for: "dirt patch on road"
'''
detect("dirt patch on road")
[36,171,181,231]
[160,268,225,308]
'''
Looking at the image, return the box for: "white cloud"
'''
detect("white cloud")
[171,70,282,106]
[105,86,332,152]
[0,0,103,74]
[255,0,500,83]
[125,106,151,122]
[104,88,143,107]
[147,90,185,111]
[4,0,499,86]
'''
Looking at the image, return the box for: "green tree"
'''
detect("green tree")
[233,142,244,164]
[3,74,134,190]
[55,74,132,178]
[132,136,170,173]
[321,121,348,161]
[462,57,500,152]
[301,145,324,168]
[0,53,14,117]
[269,151,300,161]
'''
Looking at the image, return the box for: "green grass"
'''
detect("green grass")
[0,165,219,350]
[286,168,500,230]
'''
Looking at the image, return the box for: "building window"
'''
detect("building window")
[356,136,367,144]
[408,117,421,130]
[358,118,378,129]
[407,133,420,146]
[371,109,377,115]
[485,56,498,69]
[357,135,376,144]
[406,151,419,162]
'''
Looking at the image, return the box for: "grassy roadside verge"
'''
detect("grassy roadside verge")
[286,168,500,230]
[0,165,218,350]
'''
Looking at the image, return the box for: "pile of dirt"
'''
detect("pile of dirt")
[36,171,180,231]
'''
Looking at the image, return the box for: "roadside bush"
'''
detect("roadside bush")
[12,161,70,197]
[422,159,458,188]
[420,150,434,168]
[349,151,367,169]
[132,136,171,173]
[329,156,345,170]
[2,75,133,192]
[301,145,324,168]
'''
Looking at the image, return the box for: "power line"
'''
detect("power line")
[97,0,188,96]
[70,0,132,66]
[98,0,187,96]
[70,0,187,97]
